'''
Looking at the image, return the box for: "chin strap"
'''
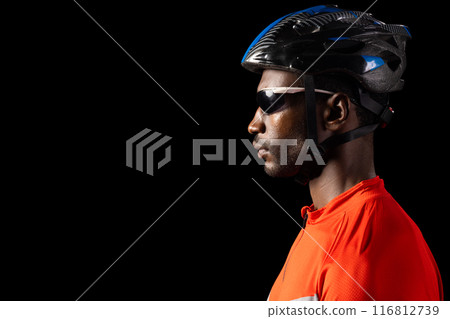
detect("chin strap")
[319,122,379,155]
[297,74,323,185]
[304,75,319,147]
[299,74,392,184]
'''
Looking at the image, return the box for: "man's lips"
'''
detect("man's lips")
[257,148,269,159]
[253,140,269,159]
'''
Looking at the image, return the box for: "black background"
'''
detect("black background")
[5,0,448,300]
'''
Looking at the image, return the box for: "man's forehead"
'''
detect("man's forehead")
[257,69,304,91]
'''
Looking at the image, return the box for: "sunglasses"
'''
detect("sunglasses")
[256,87,335,114]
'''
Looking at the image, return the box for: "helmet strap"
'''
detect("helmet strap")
[295,75,325,185]
[304,75,319,147]
[319,123,379,153]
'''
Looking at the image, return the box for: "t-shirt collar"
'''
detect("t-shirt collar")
[301,176,382,221]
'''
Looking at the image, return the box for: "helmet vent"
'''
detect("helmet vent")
[379,50,401,71]
[385,36,399,48]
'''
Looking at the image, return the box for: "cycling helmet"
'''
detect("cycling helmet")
[242,4,411,93]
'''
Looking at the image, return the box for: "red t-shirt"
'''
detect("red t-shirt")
[268,177,443,301]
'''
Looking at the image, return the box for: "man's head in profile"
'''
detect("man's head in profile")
[243,4,407,185]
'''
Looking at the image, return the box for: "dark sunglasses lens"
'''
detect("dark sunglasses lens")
[256,91,285,113]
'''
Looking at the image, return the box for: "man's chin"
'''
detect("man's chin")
[263,160,299,178]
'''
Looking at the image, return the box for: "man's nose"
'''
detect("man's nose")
[248,108,266,135]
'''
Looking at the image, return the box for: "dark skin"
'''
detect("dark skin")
[249,69,376,209]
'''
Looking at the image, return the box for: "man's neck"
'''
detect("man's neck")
[308,138,376,210]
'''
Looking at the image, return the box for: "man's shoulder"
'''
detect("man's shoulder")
[345,183,411,227]
[338,186,422,250]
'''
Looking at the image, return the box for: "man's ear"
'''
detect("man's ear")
[322,93,350,131]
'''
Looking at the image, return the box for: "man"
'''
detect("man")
[242,5,443,301]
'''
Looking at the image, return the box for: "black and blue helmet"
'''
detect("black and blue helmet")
[241,4,411,93]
